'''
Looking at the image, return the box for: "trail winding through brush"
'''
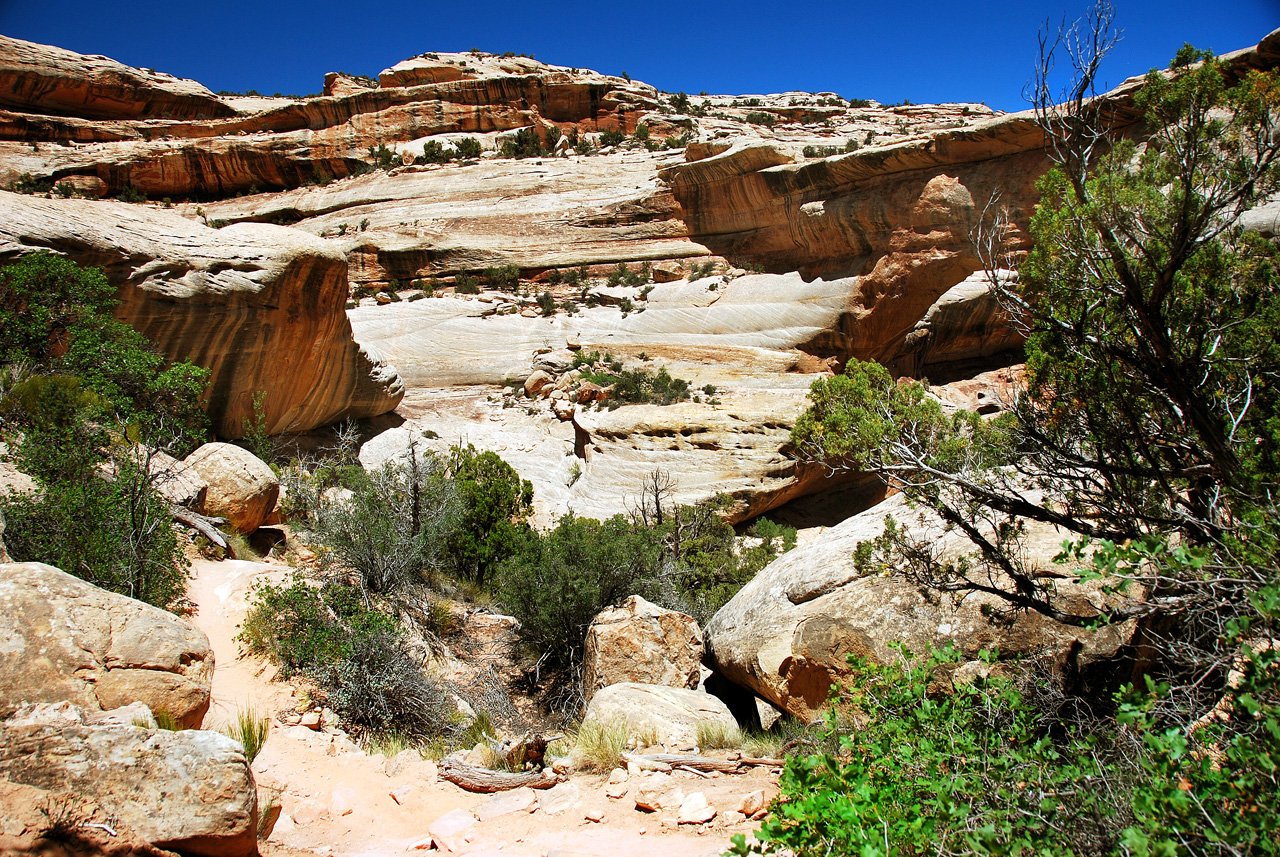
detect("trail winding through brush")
[187,557,763,857]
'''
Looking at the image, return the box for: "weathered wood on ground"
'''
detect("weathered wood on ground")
[438,758,562,793]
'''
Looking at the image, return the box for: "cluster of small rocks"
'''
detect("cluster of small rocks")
[503,343,613,420]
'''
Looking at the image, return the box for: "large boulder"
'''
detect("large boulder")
[0,702,257,857]
[0,563,213,728]
[704,493,1139,721]
[581,683,738,748]
[184,443,279,533]
[582,596,703,700]
[0,779,170,857]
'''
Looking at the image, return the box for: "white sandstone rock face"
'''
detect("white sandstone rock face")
[0,702,257,857]
[582,596,704,700]
[703,493,1141,721]
[0,563,213,728]
[184,442,280,533]
[581,683,738,747]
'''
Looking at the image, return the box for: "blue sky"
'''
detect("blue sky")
[0,0,1274,111]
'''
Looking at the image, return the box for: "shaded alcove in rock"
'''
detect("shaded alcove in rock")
[744,472,888,531]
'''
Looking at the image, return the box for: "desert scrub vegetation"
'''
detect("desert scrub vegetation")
[569,350,693,408]
[0,253,210,610]
[222,708,270,763]
[767,13,1280,857]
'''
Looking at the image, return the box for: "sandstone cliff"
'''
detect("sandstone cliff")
[0,192,403,437]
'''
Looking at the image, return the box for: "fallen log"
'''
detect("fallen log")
[623,752,785,773]
[438,757,562,793]
[171,506,231,551]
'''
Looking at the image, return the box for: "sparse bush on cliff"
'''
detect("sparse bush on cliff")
[598,128,625,148]
[499,127,548,159]
[454,137,483,159]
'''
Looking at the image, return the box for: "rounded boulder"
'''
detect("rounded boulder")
[183,442,279,533]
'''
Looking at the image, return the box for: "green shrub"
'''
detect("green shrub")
[0,253,209,454]
[497,514,663,668]
[744,111,777,127]
[454,137,482,159]
[499,127,547,159]
[313,456,462,600]
[483,264,520,291]
[453,274,481,294]
[318,630,452,738]
[444,444,533,584]
[537,290,556,316]
[599,128,625,147]
[735,635,1280,857]
[238,576,448,739]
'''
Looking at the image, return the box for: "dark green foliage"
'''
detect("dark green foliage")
[784,37,1280,857]
[238,579,375,676]
[736,647,1133,857]
[536,290,556,316]
[318,629,451,737]
[239,576,450,738]
[454,136,483,159]
[499,127,547,159]
[416,140,453,165]
[669,91,691,113]
[574,352,692,407]
[633,123,650,142]
[444,444,534,584]
[368,143,399,170]
[484,264,520,292]
[496,514,663,668]
[847,98,873,108]
[453,274,481,294]
[3,441,189,610]
[116,185,146,203]
[687,260,716,281]
[744,111,777,127]
[598,128,625,147]
[11,173,53,195]
[0,253,210,455]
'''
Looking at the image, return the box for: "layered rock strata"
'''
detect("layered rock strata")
[0,192,403,437]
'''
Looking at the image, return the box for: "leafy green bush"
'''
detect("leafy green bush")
[736,646,1127,857]
[483,264,520,291]
[537,290,556,316]
[599,128,625,147]
[744,111,777,127]
[737,625,1280,857]
[496,514,663,668]
[454,137,482,159]
[0,252,209,454]
[499,127,547,159]
[3,443,190,610]
[453,274,481,294]
[444,444,534,584]
[238,576,449,738]
[318,630,452,738]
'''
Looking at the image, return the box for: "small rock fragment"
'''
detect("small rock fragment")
[677,792,717,825]
[738,789,766,816]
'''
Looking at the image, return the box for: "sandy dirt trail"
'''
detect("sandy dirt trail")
[188,557,771,857]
